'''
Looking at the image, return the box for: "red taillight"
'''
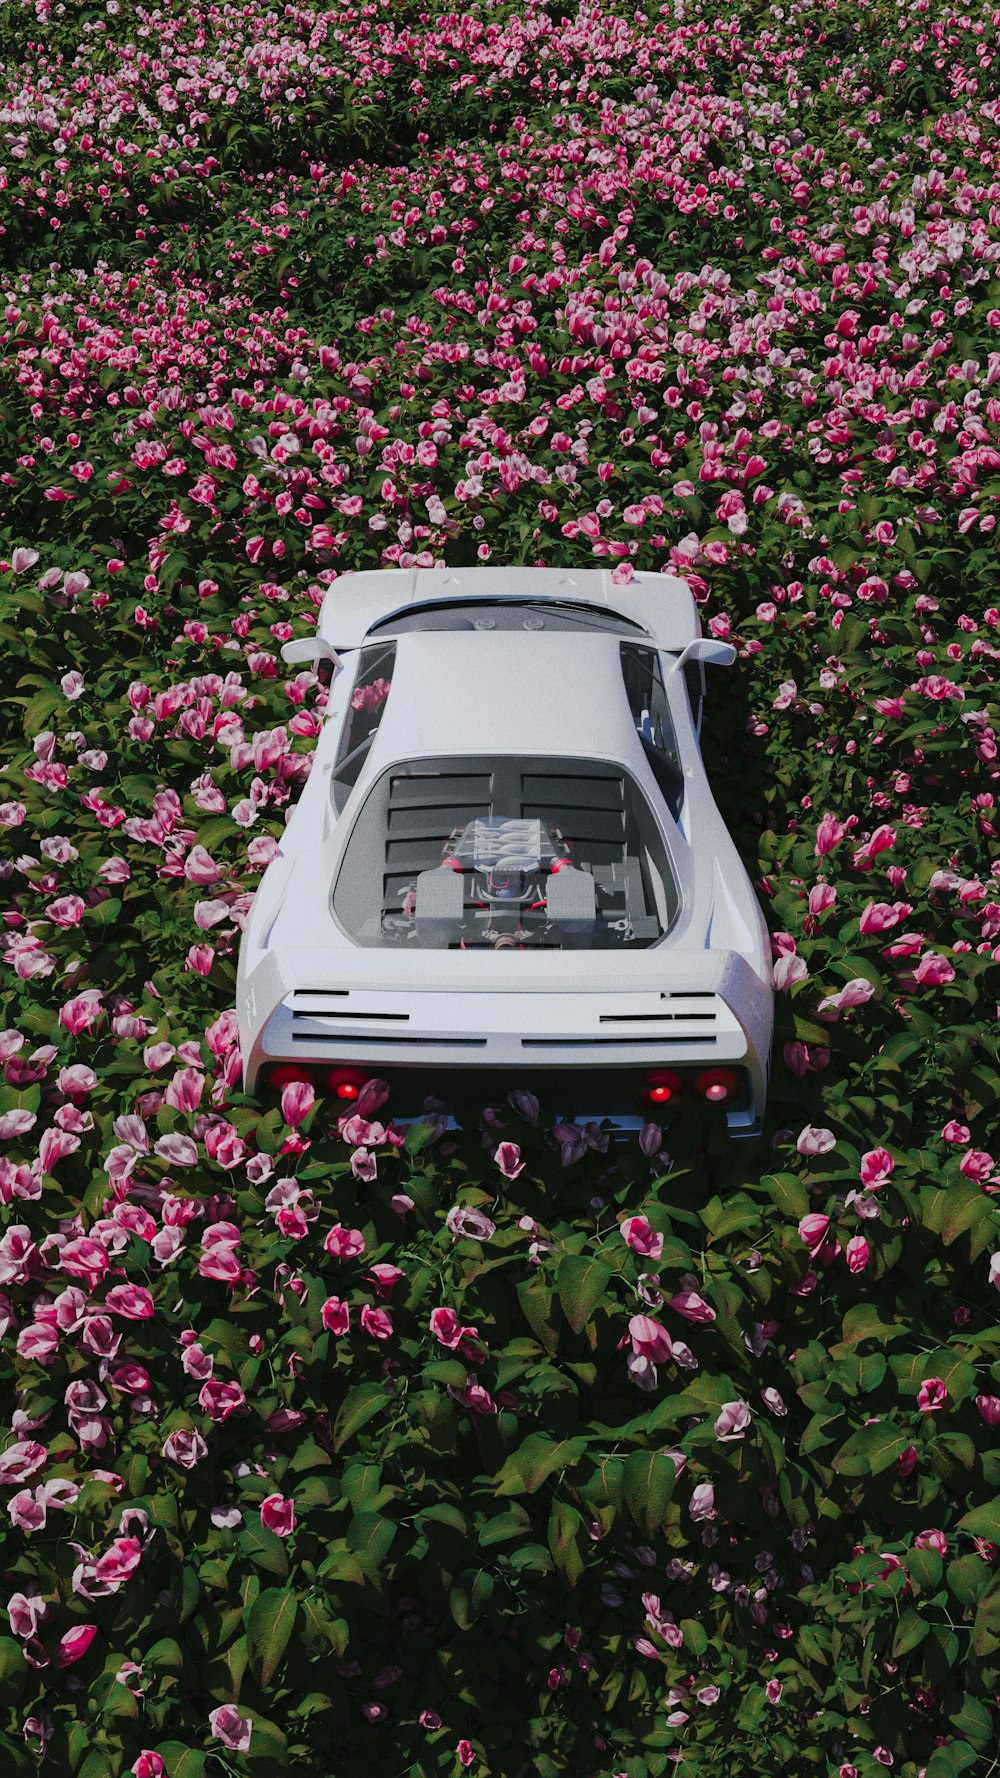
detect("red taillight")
[266,1063,315,1090]
[693,1067,742,1105]
[323,1067,365,1100]
[643,1070,684,1106]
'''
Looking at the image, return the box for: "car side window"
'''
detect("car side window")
[620,644,684,819]
[683,659,704,737]
[620,645,681,769]
[332,643,395,807]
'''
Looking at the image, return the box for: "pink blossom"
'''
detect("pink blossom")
[814,812,846,856]
[281,1079,315,1127]
[57,1624,97,1666]
[132,1756,165,1778]
[628,1314,672,1363]
[324,1225,365,1260]
[917,1378,947,1413]
[494,1140,525,1179]
[689,1483,716,1521]
[796,1125,836,1156]
[667,1290,716,1325]
[361,1304,393,1341]
[845,1236,870,1273]
[798,1214,831,1255]
[321,1298,350,1335]
[913,952,956,986]
[198,1380,246,1422]
[8,1590,47,1639]
[183,845,223,885]
[260,1494,296,1537]
[714,1400,751,1441]
[860,1149,894,1188]
[162,1430,208,1468]
[976,1395,1000,1428]
[620,1215,663,1260]
[209,1706,252,1752]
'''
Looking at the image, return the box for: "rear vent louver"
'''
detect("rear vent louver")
[376,759,667,948]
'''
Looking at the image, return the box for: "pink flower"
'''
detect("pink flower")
[260,1494,296,1537]
[976,1395,1000,1428]
[628,1314,672,1363]
[860,1148,894,1188]
[104,1284,154,1320]
[198,1380,246,1422]
[917,1378,947,1413]
[132,1756,165,1778]
[667,1290,716,1325]
[914,1528,948,1555]
[714,1400,751,1441]
[457,1742,476,1769]
[94,1536,143,1586]
[814,812,846,855]
[765,1679,782,1704]
[429,1307,464,1348]
[798,1214,831,1255]
[162,1430,208,1468]
[360,1305,393,1340]
[182,844,225,889]
[845,1236,869,1274]
[321,1297,351,1335]
[281,1079,315,1127]
[324,1225,365,1260]
[494,1141,525,1179]
[913,951,956,986]
[796,1125,836,1156]
[7,1590,47,1639]
[445,1205,496,1241]
[620,1215,663,1260]
[209,1705,252,1752]
[817,977,875,1016]
[688,1482,715,1521]
[57,1623,97,1666]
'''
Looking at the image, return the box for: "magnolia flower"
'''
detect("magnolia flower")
[714,1400,751,1441]
[209,1706,252,1752]
[445,1205,496,1241]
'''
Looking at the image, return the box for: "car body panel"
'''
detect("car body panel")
[236,568,773,1135]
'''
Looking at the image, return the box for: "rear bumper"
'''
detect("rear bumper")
[239,963,772,1136]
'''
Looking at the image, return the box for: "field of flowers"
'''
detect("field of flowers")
[0,0,999,1771]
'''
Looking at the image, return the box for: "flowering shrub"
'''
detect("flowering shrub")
[0,0,999,1772]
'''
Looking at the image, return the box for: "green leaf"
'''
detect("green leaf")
[831,1422,908,1477]
[246,1586,299,1687]
[891,1607,929,1657]
[153,1745,207,1778]
[547,1500,585,1585]
[763,1172,809,1218]
[622,1449,676,1538]
[956,1501,1000,1540]
[333,1383,387,1451]
[495,1433,589,1496]
[449,1567,494,1629]
[479,1506,532,1548]
[557,1253,613,1335]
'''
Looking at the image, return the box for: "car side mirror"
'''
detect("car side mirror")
[665,638,737,676]
[280,637,345,670]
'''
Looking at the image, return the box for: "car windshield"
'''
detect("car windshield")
[367,599,650,637]
[332,754,680,951]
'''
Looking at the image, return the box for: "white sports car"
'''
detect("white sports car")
[236,568,773,1137]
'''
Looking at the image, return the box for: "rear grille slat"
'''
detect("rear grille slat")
[522,1036,718,1049]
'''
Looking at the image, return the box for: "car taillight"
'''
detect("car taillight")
[323,1067,366,1100]
[693,1067,742,1105]
[265,1063,315,1090]
[642,1070,684,1106]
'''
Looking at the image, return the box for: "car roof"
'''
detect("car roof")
[318,566,700,653]
[362,629,649,771]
